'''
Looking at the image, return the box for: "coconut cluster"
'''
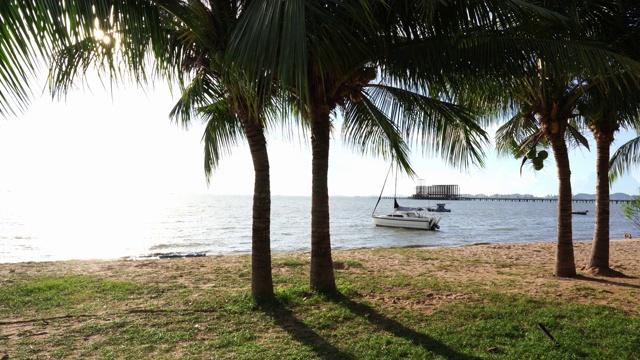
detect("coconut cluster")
[527,148,549,170]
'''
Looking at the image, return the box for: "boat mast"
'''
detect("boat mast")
[372,163,394,216]
[394,163,398,200]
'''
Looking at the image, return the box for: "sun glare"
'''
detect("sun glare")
[93,28,120,47]
[93,28,104,41]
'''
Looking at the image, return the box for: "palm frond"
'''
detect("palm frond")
[610,135,640,184]
[169,70,227,129]
[341,96,414,177]
[227,0,378,110]
[199,100,245,182]
[0,2,52,115]
[2,0,187,109]
[495,112,543,158]
[363,84,489,170]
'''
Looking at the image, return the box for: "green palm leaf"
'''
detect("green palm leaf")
[363,84,489,169]
[341,95,414,176]
[610,134,640,183]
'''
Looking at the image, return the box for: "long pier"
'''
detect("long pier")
[463,197,630,204]
[386,196,631,204]
[408,183,633,204]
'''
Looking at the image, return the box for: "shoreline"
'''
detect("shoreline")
[3,239,639,315]
[2,239,638,279]
[0,237,634,266]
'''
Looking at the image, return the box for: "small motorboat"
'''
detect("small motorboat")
[372,199,440,230]
[427,203,451,212]
[572,210,589,215]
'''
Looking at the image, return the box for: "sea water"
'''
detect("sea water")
[0,192,635,263]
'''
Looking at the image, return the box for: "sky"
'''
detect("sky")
[1,78,640,198]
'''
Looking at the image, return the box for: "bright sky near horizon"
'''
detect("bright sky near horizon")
[2,78,640,198]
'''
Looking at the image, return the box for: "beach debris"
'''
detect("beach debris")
[158,253,206,259]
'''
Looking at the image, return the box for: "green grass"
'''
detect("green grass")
[1,251,639,359]
[0,275,143,314]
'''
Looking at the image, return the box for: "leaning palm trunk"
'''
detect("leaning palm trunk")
[238,105,274,301]
[547,122,576,277]
[309,93,337,294]
[587,131,613,270]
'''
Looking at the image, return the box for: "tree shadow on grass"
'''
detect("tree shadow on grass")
[575,274,640,290]
[259,302,356,360]
[329,293,481,360]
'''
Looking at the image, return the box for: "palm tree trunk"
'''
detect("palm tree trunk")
[549,134,576,277]
[587,132,612,270]
[239,107,274,301]
[309,97,337,294]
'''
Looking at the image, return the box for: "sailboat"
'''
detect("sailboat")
[371,164,441,230]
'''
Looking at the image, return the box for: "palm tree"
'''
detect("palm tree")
[163,1,277,300]
[491,0,640,277]
[230,3,403,293]
[497,67,590,277]
[230,0,640,287]
[581,3,640,272]
[2,0,276,301]
[496,71,640,277]
[369,1,640,280]
[580,86,640,272]
[228,2,568,293]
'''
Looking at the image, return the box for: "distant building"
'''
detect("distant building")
[413,180,461,200]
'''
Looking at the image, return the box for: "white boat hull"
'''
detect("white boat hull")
[372,213,440,230]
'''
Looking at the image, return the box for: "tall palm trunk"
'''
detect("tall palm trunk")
[238,105,274,301]
[587,130,613,270]
[309,90,337,294]
[539,107,576,277]
[545,116,576,277]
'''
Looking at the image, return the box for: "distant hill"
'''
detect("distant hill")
[573,193,634,200]
[612,193,634,200]
[572,193,595,200]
